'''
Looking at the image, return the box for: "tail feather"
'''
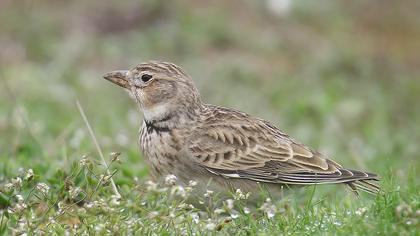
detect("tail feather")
[343,169,380,195]
[276,168,381,195]
[348,180,380,195]
[346,182,360,196]
[206,165,380,195]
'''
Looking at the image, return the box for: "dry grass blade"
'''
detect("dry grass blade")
[76,100,121,198]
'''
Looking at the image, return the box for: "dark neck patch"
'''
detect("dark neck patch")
[144,114,173,133]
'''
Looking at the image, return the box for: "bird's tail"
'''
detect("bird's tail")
[343,169,380,196]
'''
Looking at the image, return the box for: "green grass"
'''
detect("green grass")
[0,0,419,235]
[0,161,418,235]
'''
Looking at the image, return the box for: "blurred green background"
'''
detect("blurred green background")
[0,0,419,184]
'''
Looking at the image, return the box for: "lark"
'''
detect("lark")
[103,61,379,196]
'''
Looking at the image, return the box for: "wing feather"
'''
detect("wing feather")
[188,106,379,194]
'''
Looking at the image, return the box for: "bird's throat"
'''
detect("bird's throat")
[142,103,170,121]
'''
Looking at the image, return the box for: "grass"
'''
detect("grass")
[0,162,417,235]
[0,0,419,235]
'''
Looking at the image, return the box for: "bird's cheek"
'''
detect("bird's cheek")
[138,91,153,107]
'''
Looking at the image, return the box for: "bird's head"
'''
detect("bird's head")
[103,61,202,122]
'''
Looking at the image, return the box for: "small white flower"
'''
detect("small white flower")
[178,203,187,209]
[185,186,193,192]
[79,155,90,167]
[24,169,34,181]
[204,189,214,198]
[4,183,14,192]
[36,183,50,195]
[146,180,158,191]
[165,175,177,186]
[34,228,45,235]
[205,222,216,231]
[230,210,239,219]
[188,180,198,187]
[15,194,24,202]
[260,198,277,219]
[84,202,94,209]
[355,207,367,216]
[234,188,249,200]
[243,207,251,214]
[110,195,121,206]
[109,152,121,162]
[225,199,234,209]
[14,202,27,213]
[17,219,26,231]
[266,208,276,218]
[57,201,66,210]
[48,217,57,224]
[190,212,199,224]
[12,177,22,188]
[214,208,225,215]
[69,187,82,200]
[100,174,112,184]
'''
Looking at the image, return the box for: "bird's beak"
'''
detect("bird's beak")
[103,70,130,89]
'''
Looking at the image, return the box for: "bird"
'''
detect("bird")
[103,61,379,197]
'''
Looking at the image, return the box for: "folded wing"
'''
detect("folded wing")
[188,107,379,194]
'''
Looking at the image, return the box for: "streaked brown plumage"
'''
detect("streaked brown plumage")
[103,61,379,197]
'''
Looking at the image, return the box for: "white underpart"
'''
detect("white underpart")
[142,103,169,121]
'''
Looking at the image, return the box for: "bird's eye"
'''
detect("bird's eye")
[141,74,153,83]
